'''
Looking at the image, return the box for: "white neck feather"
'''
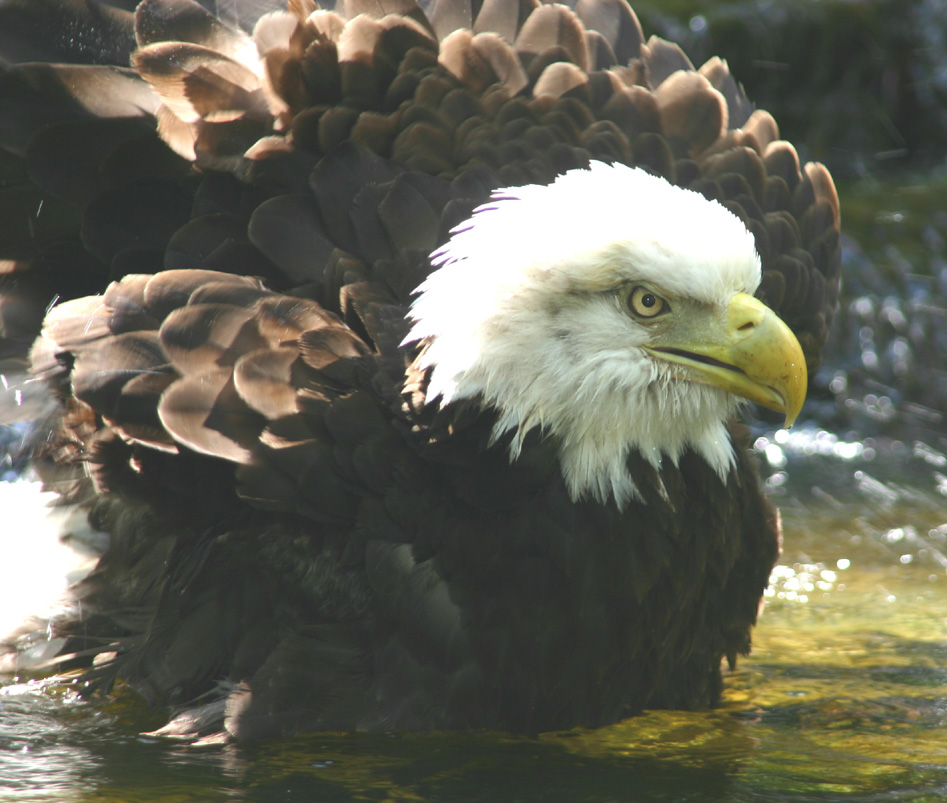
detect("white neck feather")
[404,162,760,507]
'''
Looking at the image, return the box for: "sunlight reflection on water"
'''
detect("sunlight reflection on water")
[759,427,872,463]
[0,682,97,801]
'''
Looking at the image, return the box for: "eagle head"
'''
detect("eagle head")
[405,162,806,508]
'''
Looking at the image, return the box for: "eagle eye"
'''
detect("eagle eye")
[624,286,669,319]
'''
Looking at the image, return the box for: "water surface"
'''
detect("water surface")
[2,429,946,802]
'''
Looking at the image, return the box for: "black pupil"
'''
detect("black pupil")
[641,293,655,308]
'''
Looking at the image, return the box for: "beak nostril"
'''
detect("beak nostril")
[738,321,755,332]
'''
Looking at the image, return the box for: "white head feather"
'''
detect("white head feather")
[405,162,762,508]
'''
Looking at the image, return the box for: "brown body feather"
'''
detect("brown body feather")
[0,0,838,740]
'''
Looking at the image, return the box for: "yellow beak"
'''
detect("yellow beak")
[644,292,807,427]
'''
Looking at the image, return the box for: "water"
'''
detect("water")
[1,431,946,802]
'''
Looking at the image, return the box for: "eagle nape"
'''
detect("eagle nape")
[0,0,840,742]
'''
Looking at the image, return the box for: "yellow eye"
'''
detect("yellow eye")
[625,286,668,319]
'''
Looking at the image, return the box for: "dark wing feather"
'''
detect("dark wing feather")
[0,0,839,740]
[247,194,335,283]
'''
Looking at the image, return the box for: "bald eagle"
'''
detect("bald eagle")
[0,0,839,741]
